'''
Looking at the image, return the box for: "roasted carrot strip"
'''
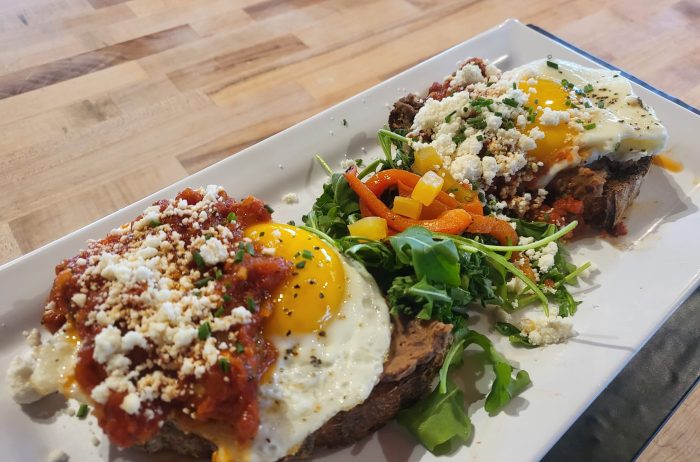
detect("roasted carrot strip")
[363,169,483,215]
[466,214,518,246]
[345,168,473,234]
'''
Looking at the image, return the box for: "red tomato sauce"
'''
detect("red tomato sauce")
[42,189,291,448]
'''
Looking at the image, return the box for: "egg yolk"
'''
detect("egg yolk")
[519,78,577,169]
[244,223,345,337]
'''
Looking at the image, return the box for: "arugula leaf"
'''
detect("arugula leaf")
[459,330,532,413]
[389,227,460,286]
[512,218,558,240]
[555,285,581,317]
[494,322,536,348]
[302,173,360,238]
[338,237,398,269]
[397,378,471,454]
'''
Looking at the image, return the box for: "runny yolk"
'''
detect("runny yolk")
[244,223,345,338]
[519,78,577,169]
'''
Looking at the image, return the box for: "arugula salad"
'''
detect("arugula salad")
[301,128,591,453]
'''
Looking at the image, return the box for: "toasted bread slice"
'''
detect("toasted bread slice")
[143,317,453,460]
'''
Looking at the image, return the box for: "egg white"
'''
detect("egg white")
[503,59,668,184]
[249,257,391,462]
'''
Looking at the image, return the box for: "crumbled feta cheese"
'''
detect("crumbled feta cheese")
[539,107,570,126]
[199,237,228,266]
[120,392,141,415]
[93,326,122,364]
[281,192,299,204]
[47,449,69,462]
[450,63,485,88]
[520,316,576,345]
[449,154,482,184]
[481,156,499,185]
[7,354,43,404]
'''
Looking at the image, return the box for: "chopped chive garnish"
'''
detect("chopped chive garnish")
[561,79,570,88]
[194,277,212,288]
[512,82,516,89]
[236,342,245,353]
[245,242,255,255]
[287,220,295,226]
[223,294,232,303]
[214,268,223,279]
[192,251,206,271]
[476,135,483,141]
[246,297,256,312]
[583,83,594,93]
[214,307,225,317]
[546,60,559,69]
[264,204,274,214]
[219,357,230,373]
[584,101,591,108]
[502,97,519,107]
[77,404,89,419]
[533,99,539,105]
[597,100,605,108]
[295,261,306,269]
[466,115,486,129]
[227,212,237,222]
[149,219,161,228]
[301,249,313,260]
[204,233,213,240]
[234,248,245,263]
[614,142,621,151]
[198,322,211,340]
[584,123,596,130]
[470,97,493,107]
[444,110,457,123]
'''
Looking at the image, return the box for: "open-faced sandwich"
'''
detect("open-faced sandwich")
[388,57,668,234]
[6,57,668,462]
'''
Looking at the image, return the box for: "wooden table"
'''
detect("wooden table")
[0,0,698,459]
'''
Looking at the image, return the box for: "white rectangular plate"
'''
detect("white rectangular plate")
[1,19,699,462]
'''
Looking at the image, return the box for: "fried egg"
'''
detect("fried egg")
[237,224,392,462]
[503,59,668,185]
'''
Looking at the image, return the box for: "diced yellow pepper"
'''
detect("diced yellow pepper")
[412,146,476,204]
[347,217,388,240]
[392,196,423,219]
[411,171,444,206]
[413,146,443,175]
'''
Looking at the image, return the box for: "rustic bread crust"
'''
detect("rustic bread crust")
[143,317,453,460]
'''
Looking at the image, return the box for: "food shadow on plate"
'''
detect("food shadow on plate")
[375,422,427,462]
[0,295,45,351]
[567,338,636,352]
[616,167,698,248]
[20,393,67,423]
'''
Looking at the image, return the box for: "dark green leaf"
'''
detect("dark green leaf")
[396,378,471,453]
[389,227,460,286]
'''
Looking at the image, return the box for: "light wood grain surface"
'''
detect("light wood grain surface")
[0,0,698,460]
